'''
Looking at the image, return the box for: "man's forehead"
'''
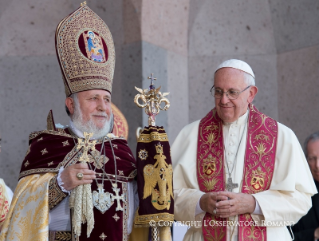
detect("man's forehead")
[79,89,111,97]
[214,68,246,86]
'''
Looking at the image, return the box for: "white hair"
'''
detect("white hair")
[243,72,255,86]
[304,131,319,158]
[70,93,112,139]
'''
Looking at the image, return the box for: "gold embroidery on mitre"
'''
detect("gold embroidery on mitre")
[143,144,173,210]
[55,5,115,96]
[250,167,266,191]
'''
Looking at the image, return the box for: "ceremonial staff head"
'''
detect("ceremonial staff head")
[211,59,258,123]
[134,73,170,127]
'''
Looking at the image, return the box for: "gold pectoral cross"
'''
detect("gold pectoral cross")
[77,132,97,163]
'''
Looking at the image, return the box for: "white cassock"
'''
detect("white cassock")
[172,110,317,241]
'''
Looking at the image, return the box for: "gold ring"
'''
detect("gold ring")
[76,172,83,180]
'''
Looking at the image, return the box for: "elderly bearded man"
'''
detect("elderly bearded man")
[0,5,137,241]
[172,59,317,241]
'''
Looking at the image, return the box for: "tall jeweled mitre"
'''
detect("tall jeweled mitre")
[55,3,115,96]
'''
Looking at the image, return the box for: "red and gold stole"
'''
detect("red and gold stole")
[197,104,278,241]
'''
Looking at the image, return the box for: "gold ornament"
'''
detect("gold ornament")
[77,132,97,163]
[143,144,173,210]
[134,73,170,126]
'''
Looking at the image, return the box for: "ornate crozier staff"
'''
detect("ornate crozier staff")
[134,74,174,241]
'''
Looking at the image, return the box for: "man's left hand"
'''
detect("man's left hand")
[215,191,256,218]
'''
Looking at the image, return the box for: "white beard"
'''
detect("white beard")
[72,104,112,139]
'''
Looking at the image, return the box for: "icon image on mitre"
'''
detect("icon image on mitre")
[82,30,106,63]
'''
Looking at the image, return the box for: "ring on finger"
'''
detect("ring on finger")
[213,208,217,215]
[76,172,84,180]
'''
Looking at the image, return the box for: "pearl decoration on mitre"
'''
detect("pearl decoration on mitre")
[215,59,255,78]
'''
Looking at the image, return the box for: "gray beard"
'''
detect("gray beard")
[72,106,112,139]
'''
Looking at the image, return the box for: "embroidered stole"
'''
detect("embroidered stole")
[197,104,278,241]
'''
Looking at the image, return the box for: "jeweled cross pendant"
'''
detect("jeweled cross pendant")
[226,177,238,192]
[111,184,126,211]
[77,132,97,162]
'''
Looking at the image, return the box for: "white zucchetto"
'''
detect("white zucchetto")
[215,59,255,78]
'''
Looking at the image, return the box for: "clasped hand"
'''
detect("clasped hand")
[199,191,256,218]
[60,163,96,191]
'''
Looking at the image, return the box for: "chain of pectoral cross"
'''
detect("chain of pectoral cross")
[224,115,248,192]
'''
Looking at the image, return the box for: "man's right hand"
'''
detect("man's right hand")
[60,163,96,191]
[199,192,229,215]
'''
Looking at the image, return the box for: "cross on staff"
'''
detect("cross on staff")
[111,185,126,211]
[148,73,157,86]
[77,132,97,162]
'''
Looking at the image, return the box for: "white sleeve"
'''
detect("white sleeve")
[127,180,138,234]
[57,167,71,194]
[174,188,205,225]
[195,194,205,216]
[49,197,71,231]
[5,185,13,203]
[252,200,263,215]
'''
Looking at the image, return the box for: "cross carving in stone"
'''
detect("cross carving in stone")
[77,132,97,163]
[148,73,157,86]
[226,177,238,192]
[111,185,126,211]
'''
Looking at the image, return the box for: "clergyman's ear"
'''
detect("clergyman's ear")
[65,97,75,115]
[248,86,258,104]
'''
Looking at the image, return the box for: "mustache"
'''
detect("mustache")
[91,112,109,117]
[218,103,235,107]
